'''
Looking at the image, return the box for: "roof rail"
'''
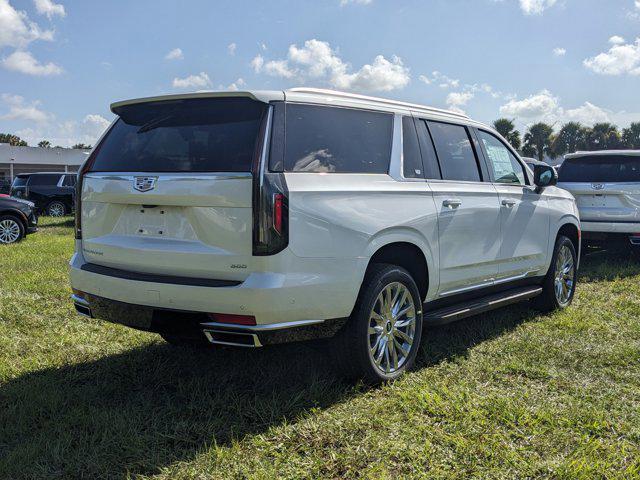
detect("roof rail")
[286,87,469,119]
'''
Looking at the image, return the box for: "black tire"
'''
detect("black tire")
[46,201,66,217]
[160,332,210,348]
[0,214,25,245]
[533,235,577,312]
[330,263,424,384]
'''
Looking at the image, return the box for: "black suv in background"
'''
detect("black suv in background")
[0,195,38,244]
[10,172,76,216]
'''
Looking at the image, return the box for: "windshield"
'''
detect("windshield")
[11,176,28,188]
[90,97,267,172]
[559,155,640,183]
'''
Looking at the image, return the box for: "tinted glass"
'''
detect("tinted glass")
[559,155,640,182]
[12,176,28,187]
[90,98,266,172]
[28,174,61,186]
[284,104,393,173]
[427,122,480,182]
[478,131,526,185]
[415,120,442,179]
[402,117,423,178]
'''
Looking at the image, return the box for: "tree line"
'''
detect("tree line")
[493,119,640,162]
[0,134,91,150]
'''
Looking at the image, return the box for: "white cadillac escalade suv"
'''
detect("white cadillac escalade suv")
[70,88,581,382]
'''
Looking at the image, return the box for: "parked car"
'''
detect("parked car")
[10,172,76,217]
[70,88,581,382]
[558,150,640,248]
[0,195,38,244]
[0,178,11,195]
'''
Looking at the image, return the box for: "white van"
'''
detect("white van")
[70,88,580,382]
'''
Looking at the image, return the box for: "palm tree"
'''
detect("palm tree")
[522,123,554,162]
[492,118,522,150]
[622,122,640,149]
[0,133,28,146]
[71,143,92,150]
[38,140,52,148]
[586,123,622,150]
[551,122,588,157]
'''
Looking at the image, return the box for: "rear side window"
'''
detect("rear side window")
[427,122,481,182]
[90,97,267,172]
[283,104,393,173]
[402,117,423,178]
[28,174,61,186]
[559,155,640,183]
[62,175,77,187]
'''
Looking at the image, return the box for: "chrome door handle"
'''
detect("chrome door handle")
[501,199,517,208]
[443,199,462,209]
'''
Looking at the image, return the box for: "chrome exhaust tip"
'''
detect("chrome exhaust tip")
[71,294,93,318]
[203,329,262,348]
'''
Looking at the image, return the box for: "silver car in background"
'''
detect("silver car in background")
[558,150,640,247]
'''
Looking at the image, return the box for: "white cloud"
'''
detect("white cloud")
[500,89,559,120]
[227,42,236,55]
[1,93,51,123]
[251,39,410,92]
[609,35,626,45]
[340,0,372,5]
[226,78,245,91]
[583,38,640,76]
[518,0,557,15]
[563,102,611,124]
[446,91,474,108]
[33,0,65,19]
[553,47,566,56]
[172,72,211,89]
[164,48,183,60]
[0,0,54,49]
[2,50,62,75]
[419,71,459,89]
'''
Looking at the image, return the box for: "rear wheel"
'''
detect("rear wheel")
[47,201,66,217]
[0,215,24,244]
[533,235,577,312]
[331,264,423,383]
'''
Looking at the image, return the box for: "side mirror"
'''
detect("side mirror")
[533,164,557,192]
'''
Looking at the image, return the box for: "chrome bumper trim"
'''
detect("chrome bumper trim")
[199,318,325,332]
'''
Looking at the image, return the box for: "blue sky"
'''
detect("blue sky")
[1,0,639,147]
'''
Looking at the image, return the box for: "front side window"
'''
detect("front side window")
[478,130,526,185]
[283,104,393,173]
[427,121,481,182]
[62,175,77,187]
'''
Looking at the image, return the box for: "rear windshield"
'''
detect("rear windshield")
[90,97,266,172]
[12,176,29,187]
[559,155,640,183]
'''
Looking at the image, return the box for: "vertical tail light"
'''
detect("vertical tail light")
[252,102,289,256]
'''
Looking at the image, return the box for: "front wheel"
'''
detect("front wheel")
[0,215,25,244]
[533,235,577,312]
[331,264,423,383]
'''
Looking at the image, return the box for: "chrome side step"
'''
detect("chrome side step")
[203,329,262,348]
[424,286,543,326]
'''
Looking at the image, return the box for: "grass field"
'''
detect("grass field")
[0,217,639,479]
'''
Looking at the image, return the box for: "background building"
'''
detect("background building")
[0,143,89,182]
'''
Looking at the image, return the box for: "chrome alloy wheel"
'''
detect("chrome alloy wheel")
[0,219,21,244]
[48,202,65,217]
[554,244,575,305]
[368,282,417,375]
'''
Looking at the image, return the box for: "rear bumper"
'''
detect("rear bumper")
[71,292,348,346]
[69,248,364,329]
[581,221,640,234]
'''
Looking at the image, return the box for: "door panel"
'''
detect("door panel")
[494,185,549,280]
[430,182,501,295]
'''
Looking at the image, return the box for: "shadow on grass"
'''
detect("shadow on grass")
[39,216,75,229]
[1,251,637,478]
[579,247,640,282]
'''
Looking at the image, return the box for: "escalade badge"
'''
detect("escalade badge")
[134,176,157,192]
[591,183,605,190]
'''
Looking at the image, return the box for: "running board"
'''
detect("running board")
[424,286,543,326]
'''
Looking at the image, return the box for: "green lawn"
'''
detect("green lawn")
[0,217,639,479]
